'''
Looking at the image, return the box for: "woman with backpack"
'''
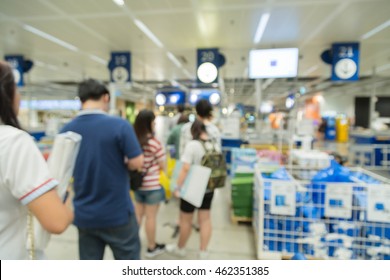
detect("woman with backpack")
[133,109,166,258]
[167,119,222,260]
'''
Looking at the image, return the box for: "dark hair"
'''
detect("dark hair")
[134,109,155,146]
[191,119,207,140]
[195,99,213,119]
[177,104,185,113]
[177,114,189,124]
[0,61,21,129]
[78,79,109,103]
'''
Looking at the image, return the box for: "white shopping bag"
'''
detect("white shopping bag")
[170,161,211,208]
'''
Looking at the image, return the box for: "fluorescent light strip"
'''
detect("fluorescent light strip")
[377,63,390,73]
[361,19,390,40]
[35,60,59,70]
[167,52,182,68]
[112,0,125,7]
[253,13,270,44]
[134,19,164,48]
[23,24,79,52]
[89,55,107,65]
[183,69,192,78]
[303,65,319,76]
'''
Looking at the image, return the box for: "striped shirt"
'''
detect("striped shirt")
[141,137,165,190]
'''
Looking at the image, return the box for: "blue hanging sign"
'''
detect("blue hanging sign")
[331,42,359,82]
[197,48,219,84]
[109,52,131,83]
[4,55,24,87]
[155,90,186,106]
[189,88,221,106]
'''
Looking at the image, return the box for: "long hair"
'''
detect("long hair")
[177,113,189,125]
[134,109,155,147]
[0,61,21,129]
[191,119,207,140]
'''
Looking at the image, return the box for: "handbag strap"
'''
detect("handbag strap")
[27,211,35,260]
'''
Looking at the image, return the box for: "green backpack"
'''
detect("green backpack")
[200,141,227,190]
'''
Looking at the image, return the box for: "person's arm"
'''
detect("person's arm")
[158,159,165,171]
[6,132,74,234]
[174,162,190,197]
[127,154,144,171]
[153,139,166,171]
[174,141,194,197]
[119,121,144,171]
[28,189,73,234]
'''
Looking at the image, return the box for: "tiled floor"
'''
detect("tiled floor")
[45,185,257,260]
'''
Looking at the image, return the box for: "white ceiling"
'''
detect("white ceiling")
[0,0,389,104]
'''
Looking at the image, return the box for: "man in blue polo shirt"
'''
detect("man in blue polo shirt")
[61,79,143,260]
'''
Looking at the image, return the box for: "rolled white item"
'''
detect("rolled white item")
[27,132,82,254]
[47,135,66,179]
[47,132,82,199]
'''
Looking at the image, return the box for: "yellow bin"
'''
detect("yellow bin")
[336,116,349,143]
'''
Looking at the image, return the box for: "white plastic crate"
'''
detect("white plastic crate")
[253,164,390,260]
[290,149,331,169]
[349,144,390,170]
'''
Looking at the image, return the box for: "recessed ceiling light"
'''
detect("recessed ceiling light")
[112,0,125,7]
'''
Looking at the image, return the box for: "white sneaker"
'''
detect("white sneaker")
[198,250,209,260]
[166,244,186,257]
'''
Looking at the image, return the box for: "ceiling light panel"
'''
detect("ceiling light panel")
[134,19,164,48]
[253,12,270,44]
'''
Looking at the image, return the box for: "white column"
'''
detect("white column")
[255,79,263,133]
[255,79,262,113]
[109,83,118,116]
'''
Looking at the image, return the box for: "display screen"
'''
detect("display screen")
[189,89,221,105]
[249,48,299,79]
[155,91,185,106]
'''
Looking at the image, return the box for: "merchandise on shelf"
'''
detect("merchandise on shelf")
[253,163,390,260]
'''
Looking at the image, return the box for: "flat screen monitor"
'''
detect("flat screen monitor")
[155,91,185,106]
[249,48,299,79]
[189,89,221,105]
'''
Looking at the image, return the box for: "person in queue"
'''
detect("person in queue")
[61,79,143,260]
[0,61,73,259]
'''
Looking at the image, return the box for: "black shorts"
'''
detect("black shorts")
[180,192,214,213]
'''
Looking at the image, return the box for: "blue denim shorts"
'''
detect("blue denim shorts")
[134,188,165,205]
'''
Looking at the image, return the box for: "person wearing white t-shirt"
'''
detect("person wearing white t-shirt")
[167,119,220,260]
[179,99,221,159]
[0,61,73,260]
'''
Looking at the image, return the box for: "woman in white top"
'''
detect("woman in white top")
[167,119,218,259]
[0,61,73,259]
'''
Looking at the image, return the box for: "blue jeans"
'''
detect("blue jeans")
[78,213,140,260]
[135,188,165,205]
